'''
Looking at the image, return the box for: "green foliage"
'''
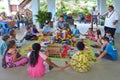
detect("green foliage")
[35,10,51,26]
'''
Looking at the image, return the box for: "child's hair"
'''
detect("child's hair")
[102,37,109,42]
[2,40,16,68]
[26,27,31,30]
[2,35,9,41]
[96,29,101,38]
[106,29,112,35]
[29,43,41,67]
[96,29,101,35]
[76,41,85,50]
[9,29,16,38]
[74,24,77,28]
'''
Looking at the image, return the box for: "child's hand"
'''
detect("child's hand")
[92,58,97,62]
[59,66,66,70]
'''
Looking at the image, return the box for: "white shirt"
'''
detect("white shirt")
[104,11,118,28]
[91,10,99,16]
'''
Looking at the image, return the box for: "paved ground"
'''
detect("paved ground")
[0,22,120,80]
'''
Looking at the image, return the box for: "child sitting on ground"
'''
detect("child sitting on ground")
[0,35,10,56]
[43,22,53,36]
[9,29,17,40]
[94,37,118,61]
[23,27,38,40]
[91,29,102,48]
[62,41,93,72]
[31,24,40,36]
[105,29,114,44]
[83,28,95,39]
[2,40,28,68]
[27,43,62,78]
[9,29,23,48]
[72,24,80,38]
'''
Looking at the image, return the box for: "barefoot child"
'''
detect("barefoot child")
[23,27,38,40]
[27,43,62,78]
[95,37,118,61]
[2,40,28,68]
[62,41,93,72]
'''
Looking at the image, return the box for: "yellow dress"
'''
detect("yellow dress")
[69,50,91,72]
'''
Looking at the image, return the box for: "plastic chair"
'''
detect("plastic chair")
[0,21,9,35]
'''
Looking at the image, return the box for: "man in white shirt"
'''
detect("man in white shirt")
[91,7,99,28]
[104,5,119,37]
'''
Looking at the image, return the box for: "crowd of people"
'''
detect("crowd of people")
[0,11,32,35]
[0,5,119,79]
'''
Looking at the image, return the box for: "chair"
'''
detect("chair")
[85,14,92,23]
[0,21,9,35]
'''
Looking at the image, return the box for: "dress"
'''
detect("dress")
[28,56,45,78]
[5,53,28,68]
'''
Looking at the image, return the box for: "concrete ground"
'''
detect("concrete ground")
[0,23,120,80]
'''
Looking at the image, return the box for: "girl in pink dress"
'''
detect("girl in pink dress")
[28,43,61,78]
[2,40,28,68]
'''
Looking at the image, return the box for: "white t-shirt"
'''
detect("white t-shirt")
[91,10,99,16]
[104,11,119,28]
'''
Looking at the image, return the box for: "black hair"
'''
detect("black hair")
[2,35,9,41]
[106,29,112,35]
[109,5,114,10]
[96,29,101,38]
[102,37,109,42]
[29,43,41,67]
[26,27,31,30]
[76,41,85,50]
[74,24,77,28]
[2,40,16,68]
[32,25,38,33]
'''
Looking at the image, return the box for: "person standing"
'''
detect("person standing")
[90,7,99,28]
[15,12,22,29]
[104,5,119,37]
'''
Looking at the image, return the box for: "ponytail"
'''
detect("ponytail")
[29,43,41,67]
[29,50,39,67]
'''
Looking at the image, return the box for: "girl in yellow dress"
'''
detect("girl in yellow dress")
[62,41,92,72]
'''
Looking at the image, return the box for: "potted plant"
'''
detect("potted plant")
[35,10,52,28]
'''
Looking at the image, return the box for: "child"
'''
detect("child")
[43,22,52,36]
[9,29,17,40]
[31,24,39,35]
[62,41,92,72]
[9,29,23,48]
[0,35,10,56]
[72,24,80,38]
[95,37,118,61]
[2,40,28,68]
[28,43,61,78]
[106,29,114,44]
[23,27,38,40]
[91,29,102,48]
[83,28,95,39]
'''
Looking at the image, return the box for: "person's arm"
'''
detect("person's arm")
[12,50,23,62]
[61,64,71,70]
[45,58,60,68]
[96,50,107,61]
[103,12,108,17]
[113,20,118,25]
